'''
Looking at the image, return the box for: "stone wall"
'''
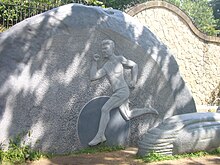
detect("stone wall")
[127,1,220,108]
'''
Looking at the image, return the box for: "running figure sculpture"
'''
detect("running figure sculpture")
[89,39,158,146]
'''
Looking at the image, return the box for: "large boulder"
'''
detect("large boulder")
[0,4,196,153]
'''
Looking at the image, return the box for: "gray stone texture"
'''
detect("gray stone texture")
[138,112,220,156]
[0,4,196,153]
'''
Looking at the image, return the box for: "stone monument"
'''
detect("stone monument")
[0,4,196,154]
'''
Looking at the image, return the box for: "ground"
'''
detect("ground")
[28,147,220,165]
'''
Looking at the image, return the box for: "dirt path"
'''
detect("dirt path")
[29,147,220,165]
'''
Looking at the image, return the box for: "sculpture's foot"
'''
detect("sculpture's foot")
[88,135,106,146]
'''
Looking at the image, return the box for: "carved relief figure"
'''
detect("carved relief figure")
[89,39,158,146]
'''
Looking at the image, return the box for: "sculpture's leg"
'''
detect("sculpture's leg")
[119,102,158,120]
[129,106,158,119]
[88,107,109,146]
[88,94,127,146]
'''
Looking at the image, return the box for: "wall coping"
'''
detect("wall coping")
[127,1,220,44]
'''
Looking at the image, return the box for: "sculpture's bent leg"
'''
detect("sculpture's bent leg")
[119,101,158,121]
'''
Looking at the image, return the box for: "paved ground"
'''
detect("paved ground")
[28,147,220,165]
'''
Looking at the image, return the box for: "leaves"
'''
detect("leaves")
[163,0,219,36]
[0,134,47,164]
[74,144,125,154]
[141,149,216,163]
[0,0,106,27]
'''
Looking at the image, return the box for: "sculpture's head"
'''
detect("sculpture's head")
[101,39,115,58]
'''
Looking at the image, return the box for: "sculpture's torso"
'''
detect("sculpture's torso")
[103,56,128,92]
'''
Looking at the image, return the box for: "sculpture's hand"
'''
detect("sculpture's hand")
[129,80,136,88]
[93,54,100,61]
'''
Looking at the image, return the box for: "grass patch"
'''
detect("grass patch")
[0,134,48,164]
[140,152,175,163]
[208,148,220,155]
[74,143,125,155]
[140,148,220,163]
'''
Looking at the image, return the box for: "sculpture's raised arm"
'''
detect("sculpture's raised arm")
[90,54,106,81]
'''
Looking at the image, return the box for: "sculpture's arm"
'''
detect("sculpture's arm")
[120,56,138,87]
[90,54,106,81]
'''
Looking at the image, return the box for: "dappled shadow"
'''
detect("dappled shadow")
[0,3,196,156]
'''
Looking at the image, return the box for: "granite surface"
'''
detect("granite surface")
[0,4,196,153]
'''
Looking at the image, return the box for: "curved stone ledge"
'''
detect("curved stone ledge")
[127,1,220,44]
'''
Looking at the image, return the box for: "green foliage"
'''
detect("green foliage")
[85,0,104,6]
[74,144,125,154]
[209,147,220,154]
[0,0,104,28]
[103,0,138,10]
[1,0,219,36]
[140,152,175,163]
[210,0,220,31]
[165,0,180,6]
[0,134,47,164]
[164,0,219,36]
[210,0,220,19]
[0,149,3,162]
[182,0,218,36]
[140,149,220,163]
[0,0,55,28]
